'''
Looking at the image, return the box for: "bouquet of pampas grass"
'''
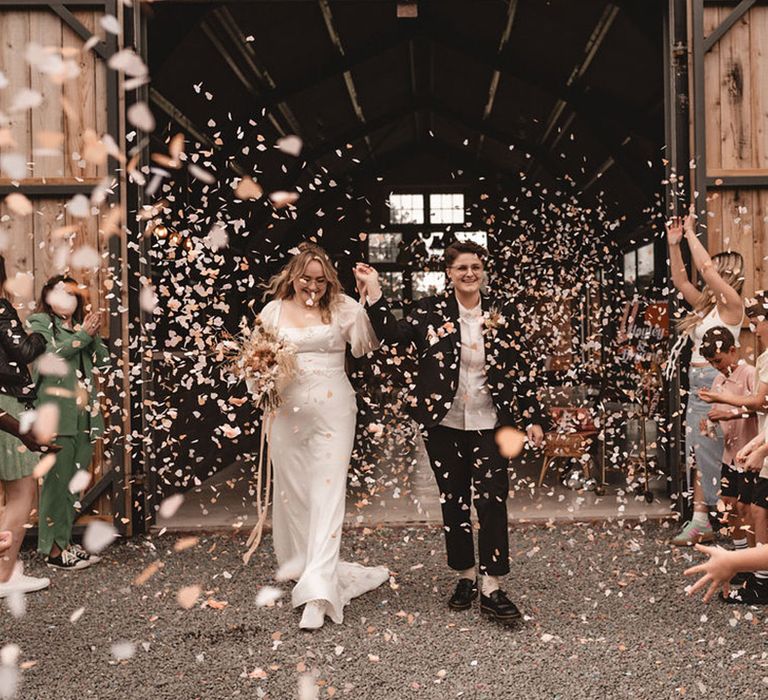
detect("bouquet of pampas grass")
[218,318,298,563]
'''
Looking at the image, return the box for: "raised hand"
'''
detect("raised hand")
[82,311,101,336]
[353,263,381,301]
[684,544,734,602]
[666,216,684,246]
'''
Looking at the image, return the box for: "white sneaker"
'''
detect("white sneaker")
[68,543,101,565]
[0,570,50,597]
[299,600,326,630]
[46,548,90,570]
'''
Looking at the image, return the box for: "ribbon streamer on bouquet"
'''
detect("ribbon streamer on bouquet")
[243,411,274,564]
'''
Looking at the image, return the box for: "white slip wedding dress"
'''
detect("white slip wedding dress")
[256,294,389,623]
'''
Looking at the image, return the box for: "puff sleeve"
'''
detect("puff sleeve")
[337,294,379,358]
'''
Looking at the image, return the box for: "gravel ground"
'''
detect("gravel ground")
[2,521,768,700]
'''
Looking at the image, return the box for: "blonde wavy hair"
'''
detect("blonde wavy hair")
[677,251,744,334]
[262,242,343,323]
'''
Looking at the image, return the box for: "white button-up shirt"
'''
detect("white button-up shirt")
[440,300,498,431]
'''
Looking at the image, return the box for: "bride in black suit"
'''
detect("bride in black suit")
[354,240,545,624]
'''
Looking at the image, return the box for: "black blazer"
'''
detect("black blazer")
[366,292,547,430]
[0,299,46,405]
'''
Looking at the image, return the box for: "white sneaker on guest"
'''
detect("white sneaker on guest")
[299,600,326,630]
[68,543,101,565]
[0,569,50,597]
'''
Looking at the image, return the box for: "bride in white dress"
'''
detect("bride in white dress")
[254,243,389,630]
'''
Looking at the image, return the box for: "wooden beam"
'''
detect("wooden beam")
[318,0,374,158]
[704,0,757,52]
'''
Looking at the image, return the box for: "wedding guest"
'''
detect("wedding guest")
[27,276,109,571]
[252,243,388,630]
[354,241,546,624]
[697,327,757,569]
[0,255,55,597]
[706,292,768,604]
[666,211,744,545]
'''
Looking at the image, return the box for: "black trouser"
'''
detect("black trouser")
[423,425,510,576]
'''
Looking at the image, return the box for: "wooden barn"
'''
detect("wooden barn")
[0,0,766,534]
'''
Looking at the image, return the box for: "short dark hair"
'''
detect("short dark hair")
[444,240,487,268]
[700,326,737,360]
[746,290,768,321]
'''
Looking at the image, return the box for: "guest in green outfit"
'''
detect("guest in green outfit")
[0,255,58,597]
[27,275,110,571]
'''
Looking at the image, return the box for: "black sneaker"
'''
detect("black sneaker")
[720,578,768,605]
[448,578,478,611]
[480,589,522,622]
[46,548,90,570]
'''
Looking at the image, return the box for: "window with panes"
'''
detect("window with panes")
[367,191,487,316]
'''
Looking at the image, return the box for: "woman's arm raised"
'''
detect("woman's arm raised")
[683,211,742,323]
[667,215,703,308]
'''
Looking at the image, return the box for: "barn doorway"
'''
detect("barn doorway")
[136,0,674,531]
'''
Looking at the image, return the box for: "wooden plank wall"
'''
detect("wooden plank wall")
[703,4,768,364]
[0,9,113,522]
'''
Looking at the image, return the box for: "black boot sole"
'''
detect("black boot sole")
[480,604,522,622]
[448,592,478,611]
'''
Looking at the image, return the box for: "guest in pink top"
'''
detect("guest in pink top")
[700,327,759,561]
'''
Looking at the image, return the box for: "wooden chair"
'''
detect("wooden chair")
[538,407,597,487]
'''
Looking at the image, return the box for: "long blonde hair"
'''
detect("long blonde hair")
[262,242,343,323]
[677,251,744,334]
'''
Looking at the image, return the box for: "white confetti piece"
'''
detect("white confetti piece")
[3,272,34,301]
[255,586,282,607]
[32,403,59,445]
[139,284,159,314]
[108,49,148,77]
[36,353,68,378]
[269,191,299,208]
[127,102,155,132]
[176,585,201,609]
[69,607,85,623]
[110,641,136,661]
[66,193,90,218]
[68,469,91,494]
[100,14,121,35]
[205,225,228,251]
[45,283,78,316]
[0,154,26,180]
[5,592,25,619]
[3,193,32,216]
[9,88,42,113]
[188,164,216,184]
[70,245,101,270]
[158,493,184,520]
[32,453,57,480]
[83,520,117,554]
[276,135,303,157]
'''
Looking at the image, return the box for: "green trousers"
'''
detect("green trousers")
[37,412,94,556]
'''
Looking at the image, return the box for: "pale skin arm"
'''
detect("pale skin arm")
[681,210,742,324]
[701,380,768,411]
[667,214,703,307]
[685,543,768,602]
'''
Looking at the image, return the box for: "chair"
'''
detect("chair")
[538,407,597,487]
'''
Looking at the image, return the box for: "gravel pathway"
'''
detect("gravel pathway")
[2,521,768,700]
